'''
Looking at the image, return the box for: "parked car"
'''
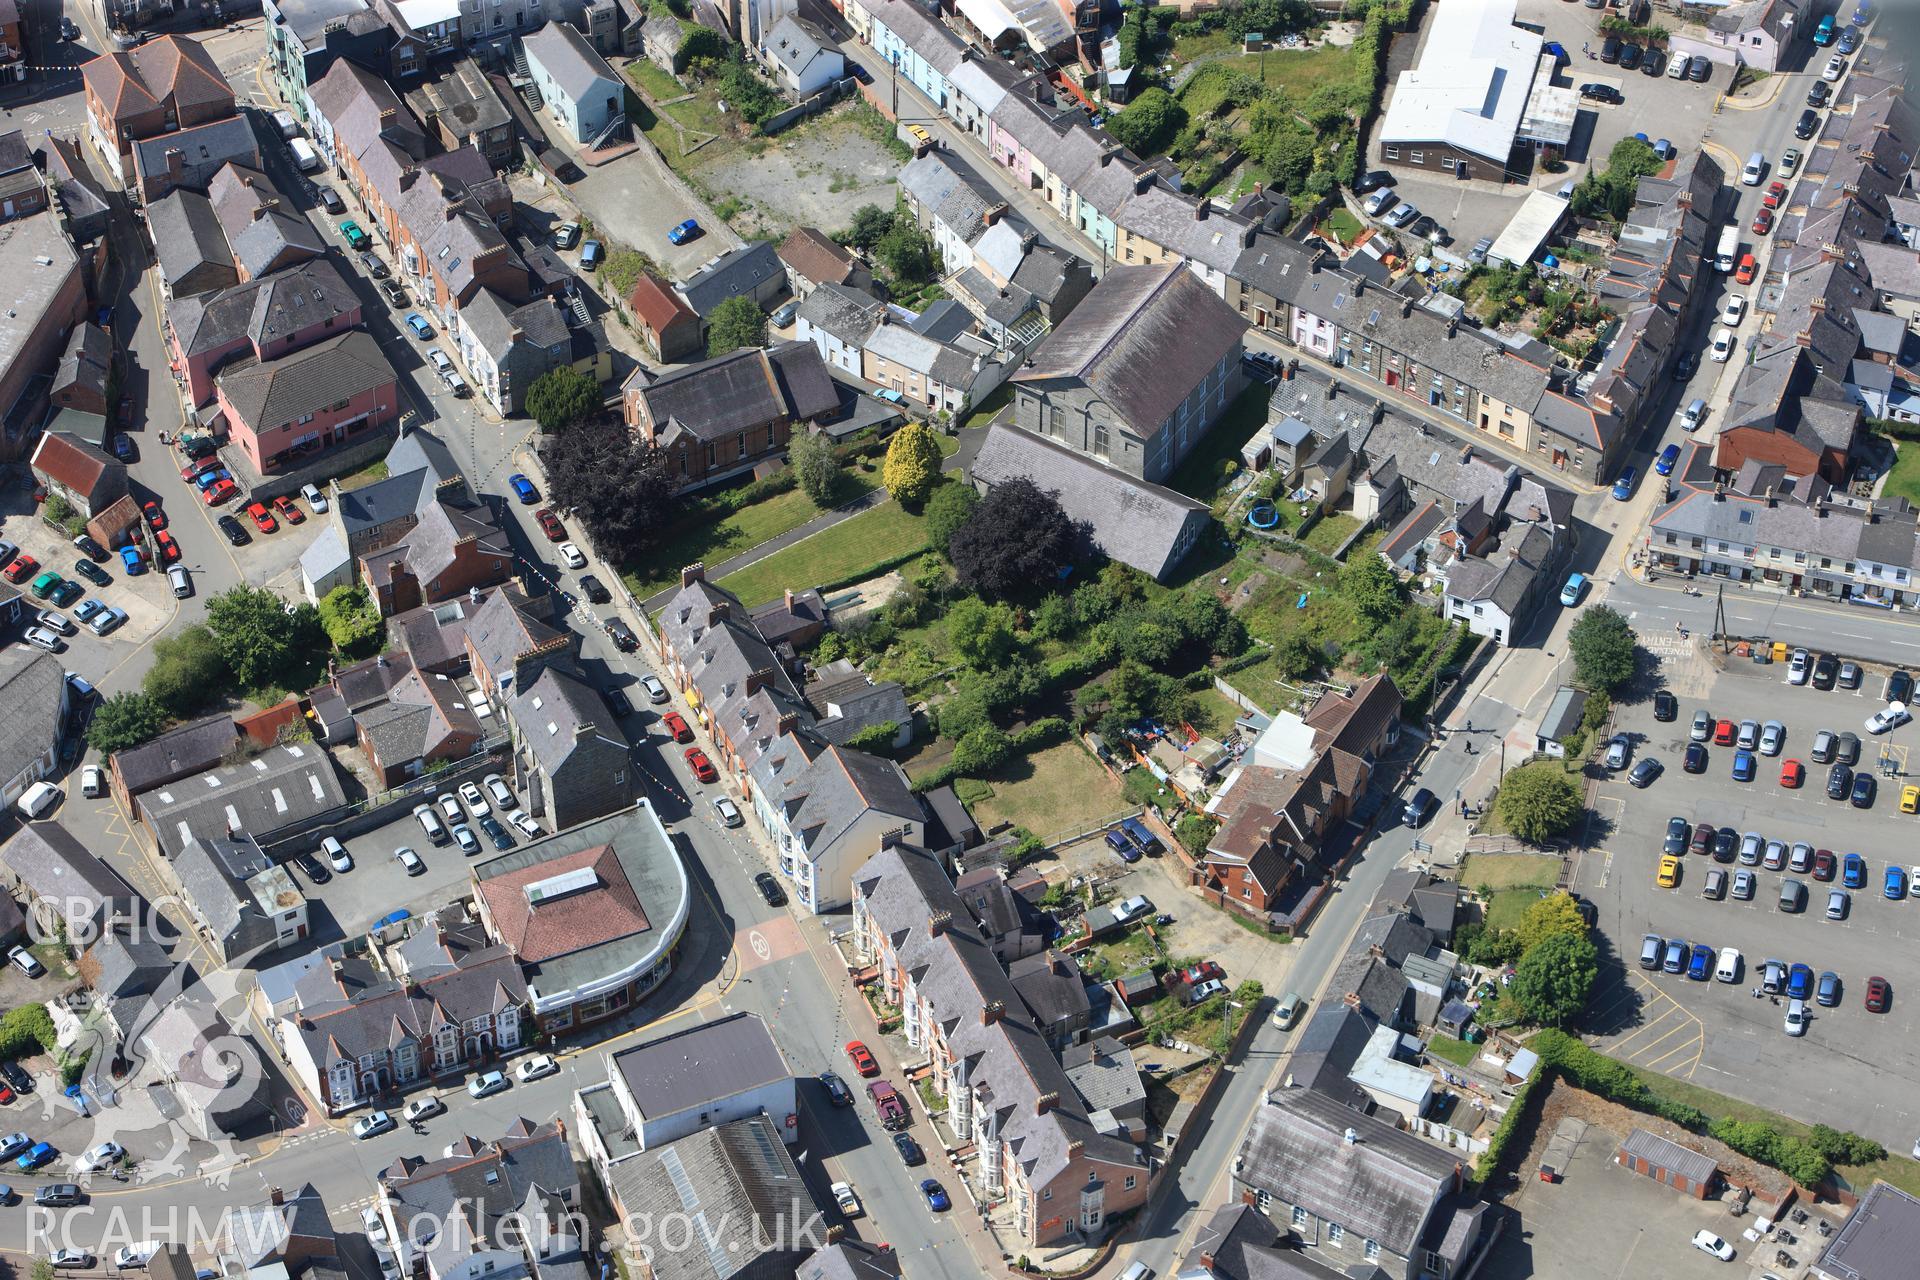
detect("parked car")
[353,1111,396,1139]
[667,219,701,245]
[508,473,539,504]
[404,314,434,340]
[755,872,786,907]
[467,1070,508,1098]
[844,1040,878,1077]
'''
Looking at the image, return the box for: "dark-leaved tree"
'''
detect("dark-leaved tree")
[539,422,680,558]
[946,477,1080,598]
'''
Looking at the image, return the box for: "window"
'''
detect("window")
[1094,422,1109,455]
[1043,1188,1051,1200]
[1124,1175,1135,1191]
[737,431,747,458]
[1442,157,1456,170]
[1384,146,1400,160]
[767,423,776,448]
[1291,1206,1308,1228]
[1048,405,1062,436]
[1409,151,1423,164]
[1243,884,1252,899]
[1088,1170,1097,1183]
[1365,1240,1380,1261]
[1328,1223,1345,1245]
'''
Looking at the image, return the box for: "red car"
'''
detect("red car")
[684,746,718,783]
[1713,719,1736,745]
[845,1040,879,1078]
[535,508,566,541]
[4,554,36,584]
[153,529,180,563]
[662,711,692,743]
[1813,848,1837,881]
[1762,180,1787,209]
[245,501,277,533]
[1866,976,1891,1013]
[141,500,166,531]
[1751,208,1775,236]
[203,478,238,505]
[181,456,221,482]
[1736,253,1758,284]
[1780,759,1804,788]
[273,495,305,524]
[0,1081,14,1105]
[1181,961,1226,986]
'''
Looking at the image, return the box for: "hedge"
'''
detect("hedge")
[1472,1052,1551,1184]
[1401,625,1475,716]
[913,718,1073,791]
[0,1005,55,1061]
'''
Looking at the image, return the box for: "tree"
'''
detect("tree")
[947,598,1017,668]
[1106,88,1187,157]
[144,623,230,717]
[678,23,727,68]
[539,422,680,555]
[87,692,167,754]
[525,365,600,433]
[952,723,1012,775]
[1516,891,1589,953]
[883,421,943,508]
[845,204,896,253]
[1340,554,1402,629]
[947,477,1080,598]
[924,481,979,554]
[317,584,385,658]
[788,431,842,504]
[876,216,935,284]
[1510,930,1598,1027]
[1568,605,1638,692]
[206,587,325,690]
[706,295,767,357]
[1495,763,1583,844]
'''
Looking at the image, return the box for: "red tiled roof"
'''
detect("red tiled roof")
[475,844,649,963]
[626,273,695,332]
[776,227,857,288]
[30,431,113,500]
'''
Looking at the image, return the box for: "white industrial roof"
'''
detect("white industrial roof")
[391,0,460,27]
[1487,189,1570,267]
[1378,0,1543,163]
[1518,65,1578,148]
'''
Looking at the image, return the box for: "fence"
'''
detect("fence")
[1036,808,1142,852]
[757,80,850,136]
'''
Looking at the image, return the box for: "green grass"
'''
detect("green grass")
[964,740,1123,837]
[1461,852,1560,892]
[1303,512,1362,555]
[622,480,876,600]
[934,431,961,459]
[627,60,685,102]
[1323,209,1364,245]
[715,497,930,607]
[1882,438,1920,506]
[336,459,389,491]
[1485,888,1548,932]
[1168,383,1274,511]
[963,382,1014,431]
[1426,1035,1479,1067]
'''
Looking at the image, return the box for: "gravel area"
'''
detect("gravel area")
[694,110,903,239]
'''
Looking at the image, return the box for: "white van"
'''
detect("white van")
[1715,947,1741,983]
[16,780,61,819]
[1741,152,1766,185]
[289,138,321,172]
[272,110,298,140]
[412,802,450,845]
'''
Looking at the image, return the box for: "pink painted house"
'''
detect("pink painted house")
[213,329,398,474]
[165,259,362,408]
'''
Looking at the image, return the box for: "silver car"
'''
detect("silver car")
[1811,729,1837,763]
[1737,719,1761,750]
[1691,710,1713,742]
[1790,841,1814,873]
[1759,719,1785,756]
[1739,832,1763,865]
[1605,734,1630,770]
[1763,840,1787,871]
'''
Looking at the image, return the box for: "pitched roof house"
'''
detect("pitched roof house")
[30,430,127,517]
[81,36,237,188]
[776,227,871,300]
[51,324,111,416]
[623,342,837,492]
[214,328,400,475]
[748,735,923,913]
[0,820,140,938]
[623,272,701,361]
[170,834,309,963]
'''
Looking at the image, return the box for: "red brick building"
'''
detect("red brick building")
[622,342,838,492]
[81,36,236,190]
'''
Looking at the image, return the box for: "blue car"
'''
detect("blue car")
[193,467,231,491]
[1844,853,1867,887]
[1887,865,1907,900]
[1687,944,1714,981]
[668,218,701,245]
[112,434,134,461]
[73,599,104,624]
[1787,963,1814,1001]
[404,313,434,340]
[375,909,412,929]
[16,1142,53,1171]
[118,546,144,576]
[1662,938,1687,973]
[1612,466,1638,501]
[1732,749,1756,782]
[1654,443,1681,476]
[508,473,539,504]
[1104,828,1141,863]
[920,1179,950,1211]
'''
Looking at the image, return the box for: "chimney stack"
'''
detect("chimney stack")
[1194,202,1209,222]
[681,563,706,587]
[269,1186,285,1206]
[784,588,795,612]
[1036,1091,1060,1116]
[928,909,952,937]
[982,1000,1005,1025]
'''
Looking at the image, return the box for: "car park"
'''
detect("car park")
[1731,869,1755,900]
[1731,750,1755,782]
[1845,853,1868,887]
[477,815,511,850]
[1784,999,1808,1036]
[88,606,126,636]
[322,837,352,873]
[1664,817,1689,855]
[1887,866,1907,899]
[1605,735,1630,770]
[452,825,479,855]
[1839,661,1861,689]
[1691,710,1713,741]
[1662,939,1686,973]
[397,847,425,875]
[73,559,110,588]
[667,219,701,244]
[508,809,542,839]
[1703,867,1726,900]
[1818,971,1842,1007]
[1779,759,1804,788]
[1657,856,1681,887]
[1687,945,1713,980]
[1868,702,1910,733]
[1827,888,1849,920]
[1759,720,1784,755]
[1836,731,1862,764]
[1853,774,1878,808]
[1866,976,1890,1011]
[1788,963,1813,1000]
[218,514,249,545]
[246,501,277,533]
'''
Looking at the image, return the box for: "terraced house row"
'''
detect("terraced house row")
[841,0,1631,482]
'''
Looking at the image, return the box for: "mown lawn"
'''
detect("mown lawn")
[622,478,877,601]
[1303,512,1362,556]
[1485,888,1548,932]
[1881,437,1920,506]
[626,60,685,103]
[961,741,1124,839]
[1168,383,1274,511]
[1426,1035,1479,1068]
[1461,852,1561,892]
[715,496,930,607]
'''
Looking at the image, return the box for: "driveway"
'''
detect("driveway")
[561,143,740,281]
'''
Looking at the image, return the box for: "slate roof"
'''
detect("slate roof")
[609,1012,789,1123]
[523,20,620,106]
[386,427,462,487]
[797,279,885,345]
[968,423,1207,581]
[406,57,513,139]
[357,668,482,767]
[113,714,237,795]
[171,834,301,953]
[1005,948,1088,1029]
[217,1183,334,1268]
[1060,1035,1145,1116]
[632,342,835,443]
[678,241,783,318]
[797,1242,903,1280]
[1238,1086,1462,1254]
[509,665,626,777]
[1013,264,1245,437]
[141,743,347,858]
[290,935,526,1069]
[1286,1003,1376,1110]
[167,258,358,361]
[131,115,259,188]
[1183,1203,1340,1280]
[0,820,138,920]
[228,208,325,281]
[218,328,395,431]
[751,742,920,872]
[148,189,234,295]
[606,1115,814,1280]
[42,136,111,233]
[383,1119,578,1280]
[898,151,996,241]
[804,659,908,746]
[53,323,110,404]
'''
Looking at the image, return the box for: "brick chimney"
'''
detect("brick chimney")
[928,909,953,937]
[783,588,795,612]
[268,1186,285,1206]
[983,203,1007,226]
[745,668,774,696]
[681,563,706,587]
[982,999,1005,1025]
[1035,1091,1060,1116]
[1194,201,1209,222]
[776,711,799,735]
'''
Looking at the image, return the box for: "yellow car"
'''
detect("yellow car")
[1903,784,1920,814]
[906,123,932,147]
[1657,855,1681,888]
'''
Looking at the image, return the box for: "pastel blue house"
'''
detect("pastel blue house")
[523,21,624,145]
[867,0,955,110]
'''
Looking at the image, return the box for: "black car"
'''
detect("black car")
[60,17,78,39]
[848,62,872,84]
[893,1132,924,1166]
[1796,108,1820,138]
[819,1071,854,1107]
[1673,351,1696,380]
[1688,54,1710,81]
[1852,773,1877,808]
[1829,762,1854,799]
[218,514,251,546]
[1813,653,1839,689]
[1653,690,1678,721]
[294,852,331,884]
[380,280,409,307]
[1807,80,1831,108]
[1641,50,1664,76]
[606,688,634,719]
[1713,827,1738,862]
[1618,43,1642,70]
[606,617,638,652]
[74,534,107,561]
[1352,169,1394,194]
[1629,758,1663,788]
[1601,35,1622,62]
[1579,83,1623,103]
[754,872,787,907]
[1684,742,1708,772]
[478,814,513,850]
[35,1185,82,1208]
[1242,350,1280,384]
[359,251,389,280]
[2,1061,34,1094]
[580,573,611,604]
[1836,731,1862,765]
[1838,661,1862,690]
[73,559,111,588]
[1887,670,1914,703]
[1664,816,1690,855]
